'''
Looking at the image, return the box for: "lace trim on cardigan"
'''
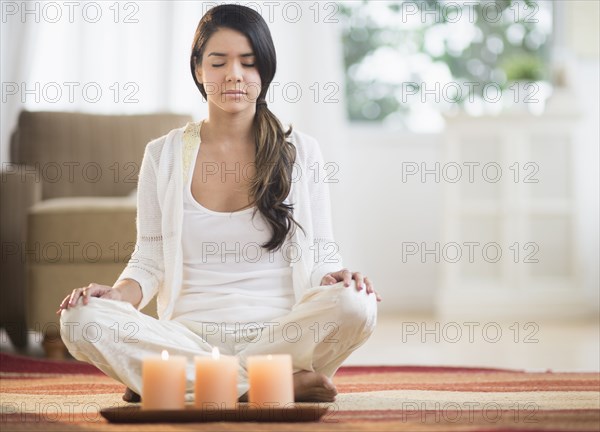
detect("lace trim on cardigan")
[182,121,202,185]
[140,235,163,242]
[127,264,160,279]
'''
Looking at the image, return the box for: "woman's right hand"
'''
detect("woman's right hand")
[56,283,121,315]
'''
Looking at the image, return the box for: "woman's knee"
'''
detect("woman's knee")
[331,280,377,331]
[59,297,114,347]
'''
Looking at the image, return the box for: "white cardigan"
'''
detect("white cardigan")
[116,120,344,320]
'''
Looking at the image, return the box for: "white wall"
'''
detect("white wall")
[335,129,442,314]
[572,57,600,314]
[569,1,600,313]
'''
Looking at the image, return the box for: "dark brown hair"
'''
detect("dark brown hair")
[190,4,304,251]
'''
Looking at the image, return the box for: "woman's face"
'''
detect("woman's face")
[195,28,262,114]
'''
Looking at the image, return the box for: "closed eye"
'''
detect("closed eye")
[212,64,255,68]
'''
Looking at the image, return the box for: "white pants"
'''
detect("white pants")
[59,281,377,399]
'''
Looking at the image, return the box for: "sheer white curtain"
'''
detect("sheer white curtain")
[1,1,199,163]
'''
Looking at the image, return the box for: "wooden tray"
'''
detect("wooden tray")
[100,404,329,423]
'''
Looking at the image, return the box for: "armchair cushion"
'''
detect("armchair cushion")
[27,196,137,264]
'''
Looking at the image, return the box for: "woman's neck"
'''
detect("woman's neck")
[201,110,255,150]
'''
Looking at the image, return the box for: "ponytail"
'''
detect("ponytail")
[250,100,305,251]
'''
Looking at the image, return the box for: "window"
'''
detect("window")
[339,0,554,132]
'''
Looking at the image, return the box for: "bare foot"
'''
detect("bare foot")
[293,371,337,402]
[238,371,337,403]
[122,387,141,403]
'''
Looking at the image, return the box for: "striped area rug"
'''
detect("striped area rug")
[1,352,599,431]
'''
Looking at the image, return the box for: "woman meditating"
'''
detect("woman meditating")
[57,4,380,404]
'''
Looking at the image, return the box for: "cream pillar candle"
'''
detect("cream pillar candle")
[142,350,186,410]
[247,354,294,407]
[194,347,239,409]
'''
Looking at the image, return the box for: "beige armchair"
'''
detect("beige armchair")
[1,110,192,357]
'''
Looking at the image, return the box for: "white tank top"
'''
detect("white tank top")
[171,149,295,327]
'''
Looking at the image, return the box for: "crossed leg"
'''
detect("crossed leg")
[234,281,378,401]
[60,280,377,402]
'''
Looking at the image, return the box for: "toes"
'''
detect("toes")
[323,377,336,392]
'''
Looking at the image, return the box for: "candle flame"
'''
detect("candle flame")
[212,347,220,360]
[267,354,272,360]
[161,350,169,361]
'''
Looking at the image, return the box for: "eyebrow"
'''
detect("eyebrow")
[207,52,255,58]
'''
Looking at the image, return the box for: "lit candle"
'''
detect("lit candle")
[247,354,294,407]
[142,350,186,410]
[194,347,239,409]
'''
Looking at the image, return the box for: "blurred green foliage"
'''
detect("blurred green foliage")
[339,0,552,123]
[501,54,545,81]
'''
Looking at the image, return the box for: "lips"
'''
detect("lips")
[223,91,246,95]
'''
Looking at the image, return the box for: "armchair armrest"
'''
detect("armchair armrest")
[0,164,42,345]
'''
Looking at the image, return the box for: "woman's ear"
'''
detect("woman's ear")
[194,65,202,84]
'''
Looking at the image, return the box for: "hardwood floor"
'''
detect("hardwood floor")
[344,313,600,372]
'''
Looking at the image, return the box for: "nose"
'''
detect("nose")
[226,61,243,83]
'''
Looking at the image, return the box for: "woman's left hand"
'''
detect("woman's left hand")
[320,269,382,302]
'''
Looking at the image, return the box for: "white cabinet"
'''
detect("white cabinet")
[436,108,590,319]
